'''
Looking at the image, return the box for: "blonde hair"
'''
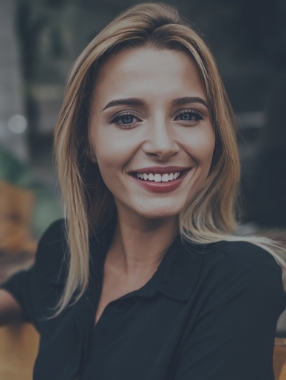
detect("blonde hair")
[54,2,286,316]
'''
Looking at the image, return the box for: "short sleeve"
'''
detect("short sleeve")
[0,219,66,326]
[1,267,35,323]
[173,258,286,380]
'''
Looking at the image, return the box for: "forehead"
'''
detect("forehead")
[93,47,206,103]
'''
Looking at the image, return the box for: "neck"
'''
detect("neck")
[106,210,179,280]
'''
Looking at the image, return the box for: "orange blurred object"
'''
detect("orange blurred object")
[0,181,37,284]
[274,338,286,380]
[0,323,39,380]
[0,181,37,254]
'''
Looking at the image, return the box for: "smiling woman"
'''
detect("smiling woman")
[88,47,215,220]
[0,2,285,380]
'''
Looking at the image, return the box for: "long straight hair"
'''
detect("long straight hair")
[53,2,286,316]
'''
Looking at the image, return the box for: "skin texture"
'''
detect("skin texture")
[90,48,215,226]
[89,47,216,286]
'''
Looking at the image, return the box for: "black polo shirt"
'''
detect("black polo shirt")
[1,218,286,380]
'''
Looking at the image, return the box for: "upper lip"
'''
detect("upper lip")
[129,166,192,174]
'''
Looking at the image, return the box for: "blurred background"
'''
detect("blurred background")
[0,0,285,328]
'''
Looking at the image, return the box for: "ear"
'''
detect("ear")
[88,147,98,164]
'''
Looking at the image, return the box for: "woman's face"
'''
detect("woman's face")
[89,47,215,221]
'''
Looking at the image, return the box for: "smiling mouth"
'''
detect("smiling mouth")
[129,170,189,183]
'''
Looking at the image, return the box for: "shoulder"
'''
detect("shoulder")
[37,218,66,248]
[33,218,68,277]
[198,240,286,310]
[205,239,282,271]
[199,239,284,294]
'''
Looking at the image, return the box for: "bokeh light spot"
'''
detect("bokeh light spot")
[8,114,27,134]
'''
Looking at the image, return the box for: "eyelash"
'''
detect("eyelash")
[111,110,203,127]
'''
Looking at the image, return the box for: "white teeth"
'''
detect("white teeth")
[154,174,161,182]
[174,172,180,179]
[161,173,169,182]
[136,171,182,182]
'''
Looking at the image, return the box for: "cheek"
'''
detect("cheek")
[182,127,215,166]
[89,129,132,183]
[91,126,142,167]
[90,126,116,160]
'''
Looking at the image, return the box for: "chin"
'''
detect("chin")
[115,197,184,220]
[134,206,182,220]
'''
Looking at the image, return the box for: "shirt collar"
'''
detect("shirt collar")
[49,217,207,303]
[89,218,207,302]
[157,236,206,300]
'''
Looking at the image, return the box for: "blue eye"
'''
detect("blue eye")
[120,114,134,124]
[112,113,138,126]
[176,111,203,122]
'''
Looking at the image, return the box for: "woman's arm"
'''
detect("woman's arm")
[0,289,24,326]
[0,219,66,328]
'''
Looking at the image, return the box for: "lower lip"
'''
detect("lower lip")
[129,170,190,193]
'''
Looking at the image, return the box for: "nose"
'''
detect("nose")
[142,117,179,160]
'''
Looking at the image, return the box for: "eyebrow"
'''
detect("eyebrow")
[173,96,208,108]
[101,98,144,111]
[101,96,208,112]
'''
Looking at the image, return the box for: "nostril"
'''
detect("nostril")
[141,140,180,159]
